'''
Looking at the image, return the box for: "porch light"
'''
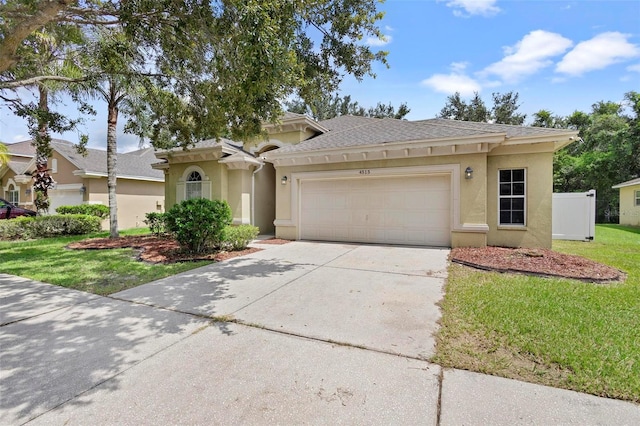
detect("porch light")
[465,167,473,179]
[80,185,86,193]
[281,175,288,185]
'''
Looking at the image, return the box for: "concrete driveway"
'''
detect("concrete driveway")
[113,241,449,360]
[2,241,640,425]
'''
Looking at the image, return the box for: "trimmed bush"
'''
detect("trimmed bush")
[0,214,101,240]
[221,225,259,251]
[0,217,33,240]
[144,212,168,236]
[56,204,109,219]
[165,198,232,254]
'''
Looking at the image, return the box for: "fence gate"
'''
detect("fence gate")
[552,190,596,241]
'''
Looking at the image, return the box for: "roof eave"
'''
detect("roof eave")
[73,170,164,182]
[264,133,506,161]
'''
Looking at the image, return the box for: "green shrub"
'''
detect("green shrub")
[56,204,109,219]
[144,212,168,236]
[0,215,101,240]
[221,225,259,251]
[165,198,232,254]
[0,217,33,240]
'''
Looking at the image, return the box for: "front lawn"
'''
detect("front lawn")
[434,224,640,402]
[0,229,212,295]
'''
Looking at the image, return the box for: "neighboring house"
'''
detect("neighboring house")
[612,177,640,227]
[0,139,164,229]
[154,112,578,248]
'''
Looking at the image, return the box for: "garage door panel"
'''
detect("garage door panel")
[300,175,451,247]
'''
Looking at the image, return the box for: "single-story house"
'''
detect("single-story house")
[1,139,165,229]
[612,177,640,227]
[153,113,578,248]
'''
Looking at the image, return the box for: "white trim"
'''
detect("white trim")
[280,164,488,241]
[51,183,83,191]
[72,170,164,182]
[250,139,286,155]
[613,179,640,189]
[266,134,505,164]
[497,168,527,227]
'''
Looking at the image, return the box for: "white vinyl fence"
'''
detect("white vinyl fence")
[552,190,596,241]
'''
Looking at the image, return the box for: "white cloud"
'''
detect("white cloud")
[556,32,640,76]
[12,134,28,142]
[439,0,501,17]
[421,62,481,96]
[366,34,392,47]
[627,63,640,73]
[384,25,394,32]
[482,30,573,82]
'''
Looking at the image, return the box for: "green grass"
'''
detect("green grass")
[0,229,212,295]
[434,224,640,402]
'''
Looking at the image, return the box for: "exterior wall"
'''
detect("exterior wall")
[245,129,317,152]
[49,152,83,185]
[487,151,554,248]
[164,160,227,209]
[254,163,276,234]
[163,159,254,226]
[618,185,640,226]
[227,169,252,224]
[1,171,34,208]
[87,178,164,230]
[273,153,489,247]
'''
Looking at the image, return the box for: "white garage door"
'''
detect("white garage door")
[300,174,451,246]
[49,189,84,214]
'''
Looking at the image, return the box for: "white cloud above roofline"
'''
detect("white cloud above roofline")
[556,32,640,76]
[421,62,482,96]
[481,30,573,83]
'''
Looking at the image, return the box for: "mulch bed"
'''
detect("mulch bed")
[450,246,625,283]
[67,235,289,264]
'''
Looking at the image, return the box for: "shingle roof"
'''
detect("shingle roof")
[273,118,576,154]
[317,115,379,132]
[5,139,163,180]
[4,140,36,156]
[52,141,164,180]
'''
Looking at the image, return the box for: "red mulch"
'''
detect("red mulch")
[450,246,624,283]
[66,235,274,264]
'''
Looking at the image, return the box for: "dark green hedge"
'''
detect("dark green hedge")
[56,204,109,219]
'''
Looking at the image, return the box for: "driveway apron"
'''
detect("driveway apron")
[113,241,450,359]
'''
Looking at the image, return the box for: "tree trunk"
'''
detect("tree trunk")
[33,84,54,214]
[107,83,119,238]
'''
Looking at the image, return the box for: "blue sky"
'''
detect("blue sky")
[1,0,639,152]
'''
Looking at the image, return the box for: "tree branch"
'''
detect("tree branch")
[0,75,87,89]
[0,0,76,74]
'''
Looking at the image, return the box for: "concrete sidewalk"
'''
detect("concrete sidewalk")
[1,241,639,425]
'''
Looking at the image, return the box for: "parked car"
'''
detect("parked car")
[0,198,37,219]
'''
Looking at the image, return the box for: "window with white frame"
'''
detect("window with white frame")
[498,169,526,226]
[635,190,640,207]
[186,171,203,200]
[7,183,19,205]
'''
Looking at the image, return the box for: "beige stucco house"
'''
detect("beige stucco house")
[153,113,578,248]
[612,177,640,227]
[1,139,164,230]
